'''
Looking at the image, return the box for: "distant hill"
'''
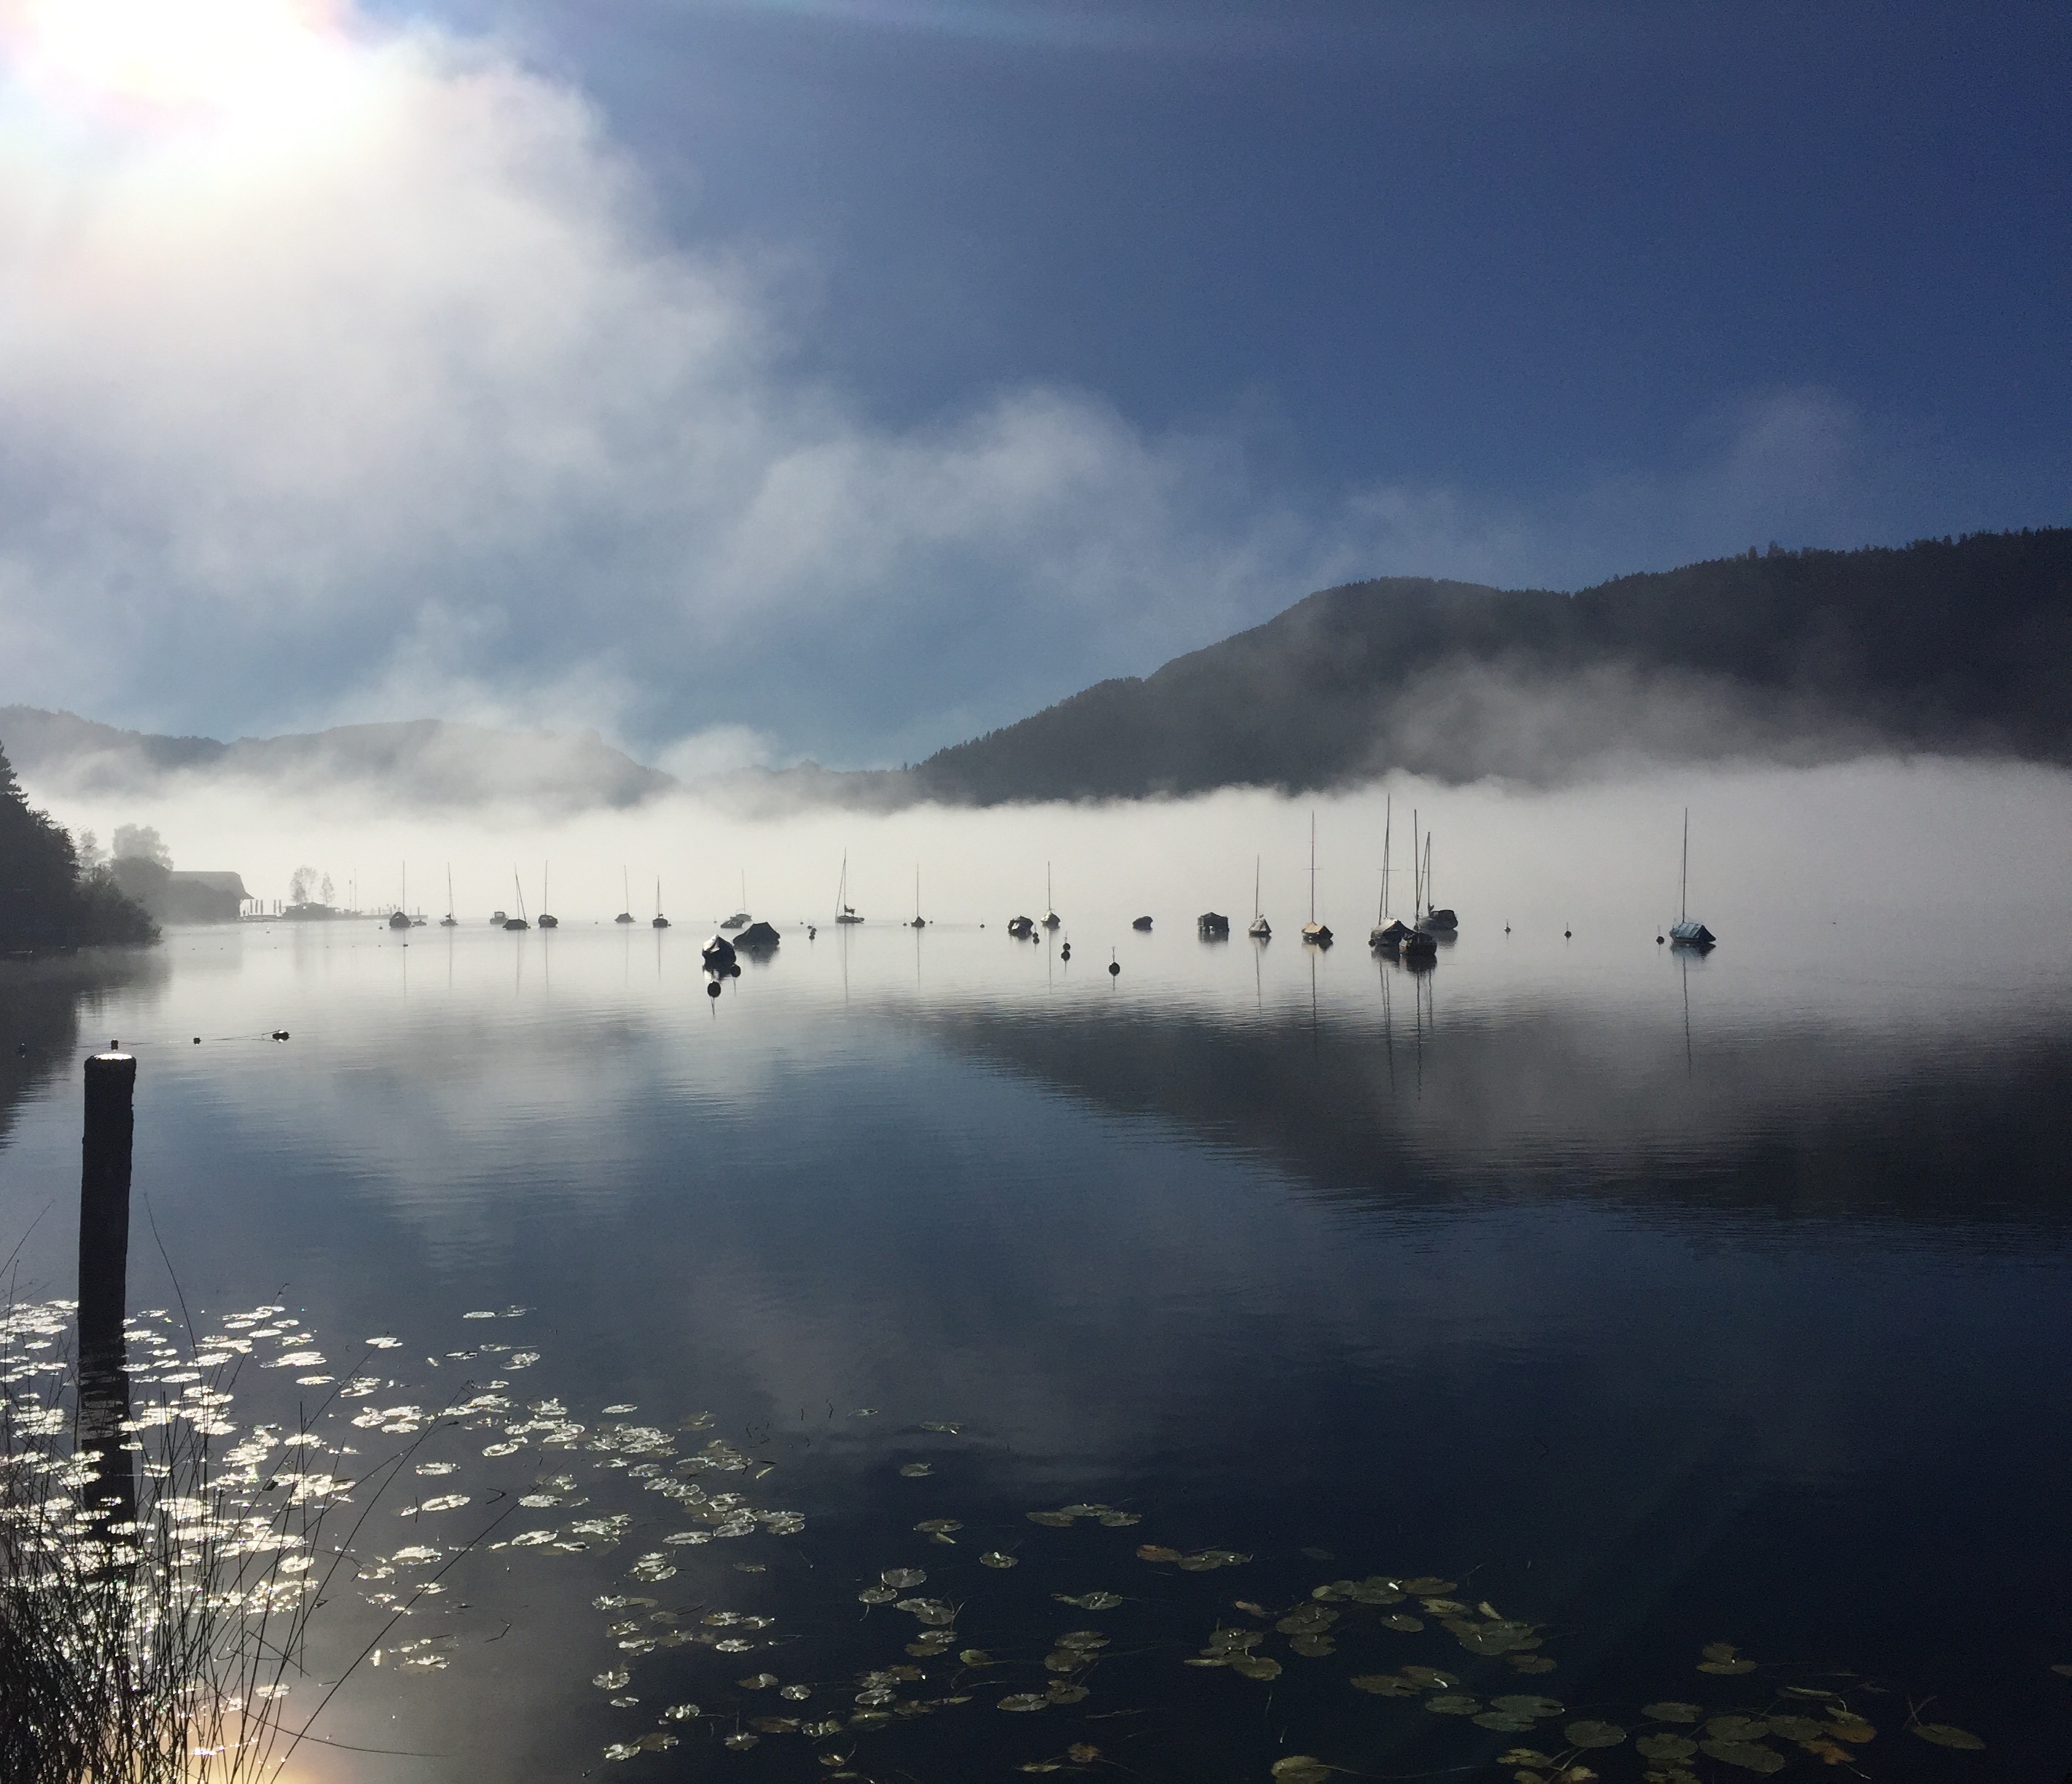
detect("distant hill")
[905,530,2072,801]
[9,531,2068,813]
[0,711,676,811]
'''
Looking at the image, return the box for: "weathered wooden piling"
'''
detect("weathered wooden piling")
[78,1051,136,1523]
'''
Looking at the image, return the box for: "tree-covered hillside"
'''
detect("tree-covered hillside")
[909,530,2072,802]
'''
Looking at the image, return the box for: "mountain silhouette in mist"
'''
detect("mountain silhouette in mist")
[7,530,2068,810]
[904,529,2072,802]
[0,711,673,810]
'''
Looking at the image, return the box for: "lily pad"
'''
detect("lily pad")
[1401,1576,1456,1594]
[1700,1740,1785,1774]
[1229,1655,1283,1681]
[1767,1715,1826,1742]
[980,1552,1018,1568]
[1476,1713,1542,1732]
[1383,1614,1425,1632]
[1053,1591,1123,1610]
[1401,1667,1459,1689]
[898,1463,933,1477]
[1635,1735,1697,1761]
[999,1694,1049,1713]
[1289,1635,1337,1657]
[1825,1714,1876,1743]
[1492,1696,1564,1718]
[1350,1675,1419,1697]
[1912,1724,1985,1750]
[1426,1694,1481,1715]
[1707,1717,1770,1740]
[1047,1683,1090,1704]
[1643,1703,1703,1724]
[1565,1722,1627,1748]
[1271,1758,1333,1784]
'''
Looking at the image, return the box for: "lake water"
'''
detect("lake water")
[4,790,2072,1784]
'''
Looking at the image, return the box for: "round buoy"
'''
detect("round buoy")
[1060,942,1071,961]
[192,1036,201,1045]
[1108,952,1120,977]
[1656,934,1665,944]
[1563,929,1572,939]
[706,981,722,998]
[1504,925,1511,934]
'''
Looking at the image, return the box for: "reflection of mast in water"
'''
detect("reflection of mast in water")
[1376,945,1396,1096]
[1681,947,1694,1076]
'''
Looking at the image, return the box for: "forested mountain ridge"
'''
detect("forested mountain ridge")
[907,529,2072,802]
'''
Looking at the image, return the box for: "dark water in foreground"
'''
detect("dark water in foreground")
[3,914,2071,1784]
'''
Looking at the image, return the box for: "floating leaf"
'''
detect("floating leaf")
[1289,1635,1336,1657]
[1383,1614,1424,1632]
[722,1732,759,1750]
[2053,1664,2072,1679]
[738,1673,779,1690]
[999,1694,1049,1713]
[915,1519,963,1534]
[961,1648,991,1664]
[1028,1511,1076,1527]
[1508,1655,1558,1675]
[1636,1735,1698,1761]
[1912,1724,1985,1750]
[858,1587,896,1605]
[980,1552,1018,1569]
[1498,1751,1557,1769]
[1401,1667,1459,1689]
[1276,1606,1339,1635]
[1767,1716,1827,1742]
[1493,1696,1564,1718]
[1697,1642,1756,1676]
[1825,1714,1876,1743]
[1228,1655,1283,1681]
[1350,1674,1418,1697]
[1068,1744,1102,1763]
[1047,1683,1090,1704]
[881,1568,926,1589]
[898,1463,933,1478]
[920,1421,962,1433]
[1476,1713,1541,1732]
[1053,1592,1122,1611]
[1643,1703,1703,1724]
[1272,1758,1333,1784]
[1137,1545,1183,1563]
[1700,1741,1785,1774]
[1565,1722,1627,1748]
[1427,1694,1480,1715]
[1707,1717,1770,1741]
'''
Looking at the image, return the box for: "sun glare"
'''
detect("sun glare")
[5,0,361,132]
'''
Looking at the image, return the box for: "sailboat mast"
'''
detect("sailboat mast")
[1254,855,1260,919]
[1309,813,1316,923]
[1381,797,1391,922]
[1681,807,1689,923]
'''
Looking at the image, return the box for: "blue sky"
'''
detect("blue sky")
[0,0,2064,767]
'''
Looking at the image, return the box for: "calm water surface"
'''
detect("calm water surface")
[3,906,2070,1784]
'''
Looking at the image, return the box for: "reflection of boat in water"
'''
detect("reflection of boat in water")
[1301,814,1332,946]
[1133,915,1153,931]
[615,866,636,924]
[1668,807,1716,947]
[388,864,412,930]
[834,850,864,923]
[537,861,558,928]
[1197,911,1230,939]
[504,872,530,931]
[1249,856,1270,939]
[652,878,671,929]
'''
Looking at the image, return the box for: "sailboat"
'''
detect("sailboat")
[834,850,864,923]
[1041,864,1060,931]
[615,867,636,924]
[652,878,671,929]
[1668,808,1716,947]
[1415,826,1457,932]
[1301,815,1332,945]
[909,866,926,929]
[537,861,558,928]
[1248,856,1270,939]
[1401,813,1437,960]
[722,872,751,930]
[387,864,412,930]
[439,866,458,926]
[1371,798,1414,951]
[504,870,531,930]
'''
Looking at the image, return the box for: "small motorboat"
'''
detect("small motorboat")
[1133,915,1153,931]
[721,911,751,931]
[1197,912,1230,938]
[701,933,738,970]
[738,921,781,952]
[1007,915,1036,939]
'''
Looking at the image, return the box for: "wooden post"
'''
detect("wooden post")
[78,1052,136,1525]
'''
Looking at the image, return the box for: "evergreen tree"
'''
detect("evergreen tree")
[0,738,157,950]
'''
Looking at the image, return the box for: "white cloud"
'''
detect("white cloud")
[0,3,1992,768]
